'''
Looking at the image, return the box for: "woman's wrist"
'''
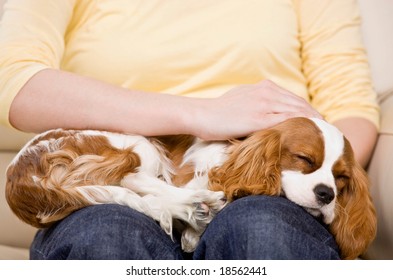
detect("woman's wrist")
[117,91,207,138]
[173,96,209,138]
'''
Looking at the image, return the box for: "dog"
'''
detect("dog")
[5,117,376,259]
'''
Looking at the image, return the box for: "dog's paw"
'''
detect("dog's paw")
[142,188,227,244]
[181,227,200,253]
[180,192,227,253]
[192,190,227,224]
[178,189,226,235]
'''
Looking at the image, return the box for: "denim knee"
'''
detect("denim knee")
[30,204,183,260]
[193,195,340,259]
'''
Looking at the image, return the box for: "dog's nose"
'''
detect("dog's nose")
[313,184,335,205]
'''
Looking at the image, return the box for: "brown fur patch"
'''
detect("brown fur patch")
[6,130,140,227]
[154,135,196,186]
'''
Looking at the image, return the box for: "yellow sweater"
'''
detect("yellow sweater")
[0,0,379,128]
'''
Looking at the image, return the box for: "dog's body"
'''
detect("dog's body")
[6,117,376,259]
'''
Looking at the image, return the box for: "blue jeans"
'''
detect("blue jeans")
[30,196,340,259]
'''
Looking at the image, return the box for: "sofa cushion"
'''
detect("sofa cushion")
[366,133,393,259]
[359,0,393,95]
[0,245,29,260]
[379,91,393,135]
[0,152,37,251]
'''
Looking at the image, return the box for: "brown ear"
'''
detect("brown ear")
[209,129,282,201]
[330,162,377,259]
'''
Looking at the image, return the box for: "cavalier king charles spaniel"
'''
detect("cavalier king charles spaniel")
[6,117,376,259]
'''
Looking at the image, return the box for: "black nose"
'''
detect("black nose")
[313,184,335,205]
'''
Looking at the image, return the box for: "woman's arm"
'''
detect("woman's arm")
[296,0,380,167]
[9,69,193,136]
[9,67,377,166]
[333,117,378,168]
[9,69,321,140]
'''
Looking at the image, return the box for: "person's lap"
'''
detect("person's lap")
[30,196,340,260]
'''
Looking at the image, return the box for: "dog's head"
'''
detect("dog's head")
[209,117,376,259]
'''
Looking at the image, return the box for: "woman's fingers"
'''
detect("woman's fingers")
[193,80,322,140]
[254,80,322,118]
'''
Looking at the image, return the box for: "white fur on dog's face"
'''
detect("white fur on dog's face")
[281,118,345,224]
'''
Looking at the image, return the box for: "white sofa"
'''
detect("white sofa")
[1,0,392,259]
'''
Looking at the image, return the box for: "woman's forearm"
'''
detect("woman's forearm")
[9,69,197,136]
[333,117,378,168]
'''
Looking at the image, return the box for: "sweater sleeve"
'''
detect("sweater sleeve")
[0,0,76,127]
[295,0,380,128]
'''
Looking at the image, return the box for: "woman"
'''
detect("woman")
[0,0,379,259]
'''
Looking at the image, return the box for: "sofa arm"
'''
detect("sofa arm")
[0,125,34,152]
[365,92,393,259]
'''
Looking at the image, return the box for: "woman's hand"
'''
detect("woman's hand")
[189,80,322,140]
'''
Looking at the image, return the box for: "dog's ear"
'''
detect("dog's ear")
[209,129,282,201]
[330,159,377,259]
